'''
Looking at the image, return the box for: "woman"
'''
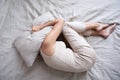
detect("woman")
[32,19,116,72]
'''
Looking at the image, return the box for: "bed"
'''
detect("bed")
[0,0,120,80]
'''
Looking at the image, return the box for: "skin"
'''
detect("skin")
[90,24,116,38]
[32,19,116,56]
[33,19,65,56]
[83,23,116,38]
[84,22,108,31]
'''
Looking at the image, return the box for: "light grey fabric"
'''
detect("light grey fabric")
[14,27,51,67]
[14,12,54,67]
[0,0,120,80]
[33,12,55,26]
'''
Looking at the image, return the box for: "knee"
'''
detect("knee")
[76,47,96,72]
[83,47,96,71]
[89,48,96,64]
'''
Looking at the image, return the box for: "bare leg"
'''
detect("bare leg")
[83,24,116,38]
[97,24,116,38]
[66,22,109,33]
[85,22,108,31]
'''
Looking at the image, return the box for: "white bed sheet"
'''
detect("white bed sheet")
[0,0,120,80]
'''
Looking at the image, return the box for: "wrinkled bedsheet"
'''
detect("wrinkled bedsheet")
[0,0,120,80]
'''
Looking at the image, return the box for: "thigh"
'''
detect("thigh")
[62,26,96,69]
[62,26,92,52]
[65,21,86,33]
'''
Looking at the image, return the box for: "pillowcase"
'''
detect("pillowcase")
[14,12,55,67]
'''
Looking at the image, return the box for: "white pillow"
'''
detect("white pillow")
[14,12,55,67]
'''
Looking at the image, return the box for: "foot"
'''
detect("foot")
[99,24,116,38]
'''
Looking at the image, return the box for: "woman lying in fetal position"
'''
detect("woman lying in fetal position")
[32,19,116,73]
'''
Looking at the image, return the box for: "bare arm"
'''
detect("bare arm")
[32,19,60,32]
[41,19,65,56]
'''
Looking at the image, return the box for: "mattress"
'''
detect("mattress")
[0,0,120,80]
